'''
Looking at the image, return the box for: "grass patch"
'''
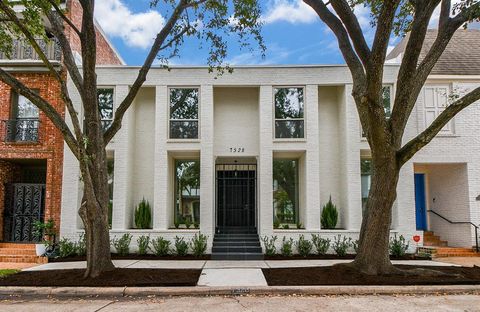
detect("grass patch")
[0,269,19,278]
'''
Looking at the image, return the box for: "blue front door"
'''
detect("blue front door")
[414,173,427,230]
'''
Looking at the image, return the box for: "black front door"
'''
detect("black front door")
[3,183,45,242]
[216,164,256,231]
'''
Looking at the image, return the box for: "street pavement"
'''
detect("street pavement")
[0,294,479,311]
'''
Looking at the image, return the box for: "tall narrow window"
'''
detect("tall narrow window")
[107,157,114,228]
[273,159,299,225]
[361,85,392,138]
[170,88,199,139]
[274,87,304,139]
[97,88,114,131]
[7,92,40,142]
[174,160,200,227]
[361,159,372,216]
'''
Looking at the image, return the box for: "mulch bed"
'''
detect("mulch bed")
[264,254,430,260]
[262,265,480,286]
[49,254,211,262]
[0,268,201,287]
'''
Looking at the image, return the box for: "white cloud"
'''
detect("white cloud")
[262,0,318,24]
[95,0,165,49]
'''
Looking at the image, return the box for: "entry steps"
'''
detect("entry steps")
[0,243,48,263]
[420,231,480,257]
[212,227,263,260]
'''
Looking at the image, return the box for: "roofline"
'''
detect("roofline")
[93,19,126,65]
[427,75,480,80]
[93,63,401,69]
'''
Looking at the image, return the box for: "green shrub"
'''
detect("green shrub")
[390,235,409,258]
[185,217,192,229]
[296,235,313,257]
[112,233,132,256]
[194,221,200,229]
[352,239,359,254]
[191,233,208,257]
[321,196,338,229]
[311,234,330,255]
[134,199,152,229]
[137,235,150,255]
[150,237,171,256]
[282,224,290,229]
[296,221,304,229]
[58,238,76,258]
[332,235,351,257]
[75,233,86,256]
[174,236,189,256]
[262,236,277,256]
[281,237,294,257]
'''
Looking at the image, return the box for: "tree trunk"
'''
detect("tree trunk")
[353,152,400,275]
[79,192,115,278]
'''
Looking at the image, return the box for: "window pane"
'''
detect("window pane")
[16,95,39,119]
[275,120,304,139]
[175,160,200,226]
[98,89,114,120]
[170,88,199,119]
[275,88,304,119]
[107,157,114,228]
[170,120,199,139]
[382,86,391,118]
[361,159,372,216]
[273,159,298,224]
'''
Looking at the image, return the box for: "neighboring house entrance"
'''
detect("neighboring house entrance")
[3,183,45,242]
[216,164,256,232]
[414,173,427,231]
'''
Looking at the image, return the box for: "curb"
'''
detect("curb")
[1,285,480,298]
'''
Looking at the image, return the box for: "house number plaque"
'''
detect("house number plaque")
[229,147,245,153]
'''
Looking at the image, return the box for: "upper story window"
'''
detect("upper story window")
[274,87,304,139]
[4,91,40,142]
[97,88,114,131]
[424,85,453,134]
[169,88,199,139]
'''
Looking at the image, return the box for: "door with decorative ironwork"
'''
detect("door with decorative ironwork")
[216,164,256,231]
[3,183,45,242]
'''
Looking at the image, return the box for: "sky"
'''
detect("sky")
[93,0,471,66]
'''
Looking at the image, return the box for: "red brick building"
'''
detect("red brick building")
[0,0,122,262]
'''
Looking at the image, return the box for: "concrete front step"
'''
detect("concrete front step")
[211,252,264,260]
[0,242,47,263]
[212,246,263,253]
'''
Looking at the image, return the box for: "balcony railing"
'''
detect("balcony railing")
[2,119,41,143]
[0,38,61,62]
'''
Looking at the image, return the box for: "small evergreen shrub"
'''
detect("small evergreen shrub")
[352,239,359,254]
[321,196,338,229]
[281,237,294,257]
[174,236,189,256]
[58,238,76,258]
[75,233,86,256]
[112,233,132,256]
[262,236,277,256]
[311,234,330,255]
[273,217,280,229]
[282,224,290,229]
[137,235,150,255]
[185,217,192,229]
[150,237,171,256]
[191,233,208,257]
[194,221,200,229]
[390,235,409,258]
[332,235,351,257]
[296,235,313,257]
[134,199,152,229]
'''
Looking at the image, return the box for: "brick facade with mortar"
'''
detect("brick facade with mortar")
[0,0,123,246]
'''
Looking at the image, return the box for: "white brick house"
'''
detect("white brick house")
[59,30,480,257]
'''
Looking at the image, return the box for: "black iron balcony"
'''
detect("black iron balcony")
[2,119,41,143]
[0,38,62,62]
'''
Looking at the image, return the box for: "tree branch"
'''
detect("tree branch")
[397,86,480,165]
[47,0,81,38]
[104,0,190,143]
[330,0,371,66]
[0,68,80,159]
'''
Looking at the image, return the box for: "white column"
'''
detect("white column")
[305,85,321,230]
[200,85,215,237]
[112,85,134,230]
[258,85,274,237]
[153,86,169,229]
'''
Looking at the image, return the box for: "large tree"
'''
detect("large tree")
[0,0,263,278]
[304,0,480,274]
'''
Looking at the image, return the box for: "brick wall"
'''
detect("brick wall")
[0,73,65,236]
[66,0,123,65]
[0,160,21,240]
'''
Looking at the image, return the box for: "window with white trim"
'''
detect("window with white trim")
[274,87,304,139]
[169,88,199,139]
[97,88,114,131]
[423,85,453,134]
[361,85,393,138]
